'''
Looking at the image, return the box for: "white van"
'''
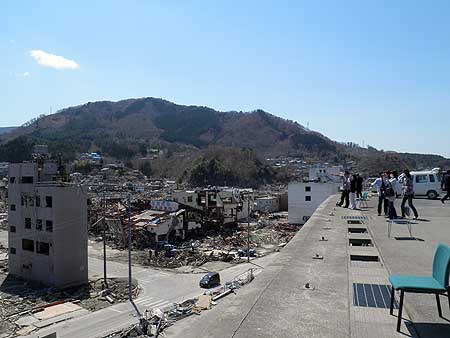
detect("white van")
[398,169,442,199]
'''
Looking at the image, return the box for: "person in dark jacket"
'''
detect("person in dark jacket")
[356,173,363,199]
[401,169,419,219]
[337,171,350,208]
[441,170,450,204]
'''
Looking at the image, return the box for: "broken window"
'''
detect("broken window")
[45,196,53,208]
[25,218,32,229]
[21,176,34,184]
[10,204,16,211]
[9,177,16,184]
[21,195,26,206]
[10,226,16,233]
[46,220,53,232]
[22,239,34,252]
[10,247,16,254]
[36,195,41,207]
[305,196,311,201]
[36,242,50,255]
[28,196,34,207]
[36,219,43,231]
[187,196,193,203]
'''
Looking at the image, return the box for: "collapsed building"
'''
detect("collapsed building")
[172,188,253,228]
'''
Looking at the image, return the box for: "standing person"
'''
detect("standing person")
[371,172,388,216]
[441,170,450,204]
[386,171,401,219]
[356,173,363,199]
[337,171,350,208]
[401,169,419,219]
[350,174,358,209]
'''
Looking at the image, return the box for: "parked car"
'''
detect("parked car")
[398,169,443,199]
[199,272,220,288]
[237,248,257,257]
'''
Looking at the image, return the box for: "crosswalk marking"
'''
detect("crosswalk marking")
[134,296,154,304]
[107,307,124,314]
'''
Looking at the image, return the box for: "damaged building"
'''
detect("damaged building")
[172,188,253,228]
[7,146,88,288]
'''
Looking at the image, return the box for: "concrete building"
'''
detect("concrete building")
[288,181,339,224]
[172,188,253,226]
[7,159,88,288]
[308,163,343,183]
[254,196,279,213]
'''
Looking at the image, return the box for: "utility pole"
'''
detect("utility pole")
[102,192,107,286]
[128,194,132,301]
[247,195,250,263]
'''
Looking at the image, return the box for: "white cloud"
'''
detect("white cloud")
[23,72,30,77]
[29,50,80,70]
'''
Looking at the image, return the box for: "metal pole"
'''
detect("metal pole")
[247,195,250,263]
[128,194,132,301]
[103,193,107,286]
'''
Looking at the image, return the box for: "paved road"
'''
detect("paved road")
[0,230,274,338]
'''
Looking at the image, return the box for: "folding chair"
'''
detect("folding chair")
[387,206,412,238]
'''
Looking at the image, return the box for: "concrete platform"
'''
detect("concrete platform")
[166,195,450,338]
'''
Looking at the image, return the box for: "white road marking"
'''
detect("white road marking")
[107,307,124,314]
[134,296,154,304]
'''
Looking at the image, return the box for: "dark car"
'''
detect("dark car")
[199,272,220,288]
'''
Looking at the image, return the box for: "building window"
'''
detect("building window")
[36,195,41,207]
[25,218,32,229]
[21,176,34,184]
[9,177,16,184]
[10,247,16,254]
[10,204,16,211]
[10,226,16,233]
[187,196,193,203]
[36,219,43,231]
[22,239,34,252]
[45,196,53,208]
[305,196,311,201]
[46,220,53,232]
[36,242,50,255]
[305,186,311,192]
[21,196,26,206]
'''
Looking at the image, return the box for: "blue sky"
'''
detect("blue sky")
[2,0,450,157]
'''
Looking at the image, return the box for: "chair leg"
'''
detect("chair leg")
[397,290,404,332]
[390,286,395,315]
[436,294,442,317]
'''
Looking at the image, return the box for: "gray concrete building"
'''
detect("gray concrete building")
[7,160,88,288]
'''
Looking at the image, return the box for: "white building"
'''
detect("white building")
[308,164,343,183]
[288,181,339,225]
[8,161,88,288]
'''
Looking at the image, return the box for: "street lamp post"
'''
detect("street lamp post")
[127,194,132,301]
[247,195,251,263]
[102,192,107,286]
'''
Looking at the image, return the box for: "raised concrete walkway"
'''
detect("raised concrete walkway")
[167,195,450,338]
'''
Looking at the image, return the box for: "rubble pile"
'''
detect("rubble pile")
[0,276,139,337]
[105,269,255,338]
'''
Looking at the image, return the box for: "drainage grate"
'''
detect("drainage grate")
[353,283,398,309]
[350,254,379,262]
[348,227,368,234]
[349,238,372,246]
[342,216,368,220]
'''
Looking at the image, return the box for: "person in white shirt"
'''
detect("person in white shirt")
[371,172,388,216]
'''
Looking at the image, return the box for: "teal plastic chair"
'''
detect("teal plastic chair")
[357,191,369,208]
[389,243,450,332]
